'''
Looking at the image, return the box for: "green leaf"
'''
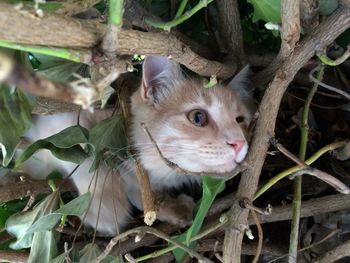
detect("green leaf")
[26,192,91,234]
[248,0,281,23]
[0,86,36,166]
[15,126,89,168]
[89,115,128,171]
[80,243,121,263]
[28,230,58,263]
[173,177,225,262]
[6,191,60,250]
[33,53,84,83]
[319,0,338,16]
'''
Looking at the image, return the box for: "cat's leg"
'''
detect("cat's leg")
[155,192,195,228]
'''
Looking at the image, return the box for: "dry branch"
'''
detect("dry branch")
[223,5,350,262]
[0,250,28,263]
[314,238,350,263]
[0,2,235,79]
[252,194,350,225]
[0,178,74,204]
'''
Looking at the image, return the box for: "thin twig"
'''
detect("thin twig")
[309,65,350,100]
[254,140,348,200]
[251,210,263,263]
[268,229,340,263]
[145,0,214,31]
[316,45,350,66]
[290,167,350,194]
[89,226,213,263]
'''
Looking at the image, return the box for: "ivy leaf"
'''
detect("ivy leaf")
[6,191,60,250]
[248,0,281,23]
[173,177,225,262]
[28,230,58,263]
[33,53,85,82]
[0,86,36,166]
[15,125,89,168]
[88,115,128,171]
[26,192,91,234]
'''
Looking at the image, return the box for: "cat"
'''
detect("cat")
[22,56,255,236]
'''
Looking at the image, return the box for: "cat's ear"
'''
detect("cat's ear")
[228,65,252,98]
[141,56,182,103]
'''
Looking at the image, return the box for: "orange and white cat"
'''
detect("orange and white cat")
[24,56,254,235]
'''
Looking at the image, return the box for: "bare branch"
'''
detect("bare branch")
[0,2,235,79]
[223,6,350,262]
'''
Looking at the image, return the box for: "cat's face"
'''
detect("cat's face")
[131,56,254,175]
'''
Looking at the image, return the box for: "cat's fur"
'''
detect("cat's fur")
[23,56,254,235]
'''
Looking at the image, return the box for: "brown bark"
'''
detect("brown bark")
[217,0,245,65]
[314,239,350,263]
[223,6,350,262]
[0,250,28,263]
[0,178,73,203]
[0,2,235,79]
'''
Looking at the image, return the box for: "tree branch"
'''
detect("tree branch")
[0,2,235,79]
[217,0,245,65]
[223,5,350,262]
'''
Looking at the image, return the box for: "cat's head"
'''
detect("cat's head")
[130,56,255,176]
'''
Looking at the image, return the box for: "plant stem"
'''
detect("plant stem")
[175,0,189,19]
[135,215,228,262]
[316,47,350,66]
[288,64,324,262]
[101,0,123,57]
[254,140,347,200]
[108,0,123,26]
[145,0,214,31]
[48,179,67,227]
[0,40,91,63]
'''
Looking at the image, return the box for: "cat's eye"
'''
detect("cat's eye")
[188,109,208,127]
[236,116,245,123]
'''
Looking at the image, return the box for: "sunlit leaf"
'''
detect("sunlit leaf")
[173,177,225,262]
[248,0,281,23]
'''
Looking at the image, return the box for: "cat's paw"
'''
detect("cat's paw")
[157,194,195,228]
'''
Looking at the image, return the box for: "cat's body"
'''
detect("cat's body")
[23,56,254,235]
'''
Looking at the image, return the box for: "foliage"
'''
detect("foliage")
[0,87,36,167]
[1,0,350,262]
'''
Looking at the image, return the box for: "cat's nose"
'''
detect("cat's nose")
[227,140,246,153]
